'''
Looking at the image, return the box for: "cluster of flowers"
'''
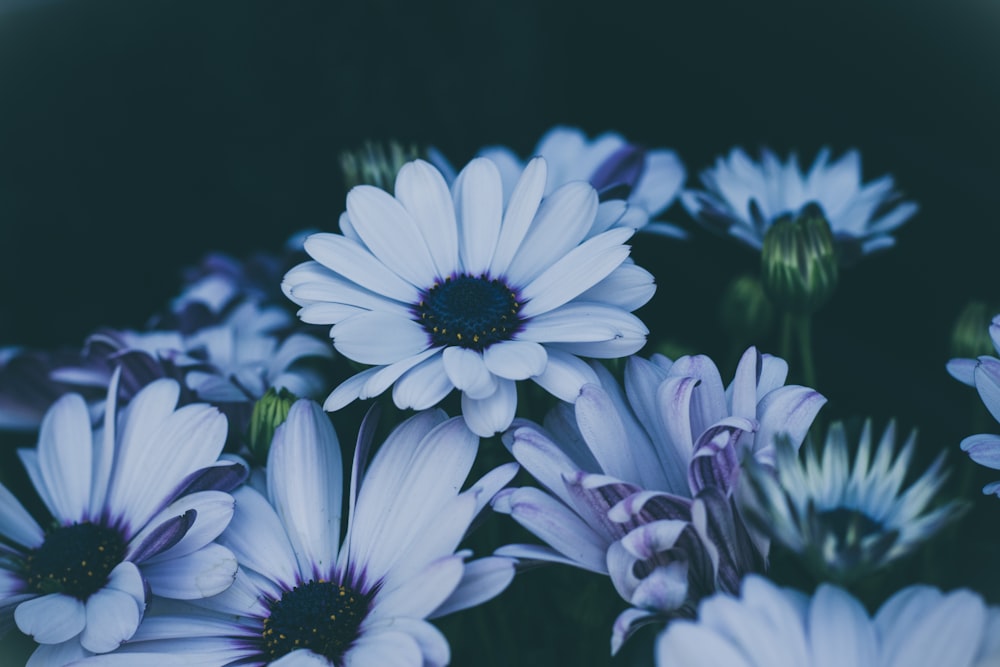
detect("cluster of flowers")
[0,127,995,665]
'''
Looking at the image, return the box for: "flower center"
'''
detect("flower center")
[816,507,887,568]
[262,580,369,662]
[25,522,127,600]
[415,274,522,351]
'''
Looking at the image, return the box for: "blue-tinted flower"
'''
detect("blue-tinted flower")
[682,147,918,263]
[947,313,1000,496]
[741,420,965,584]
[0,302,333,436]
[656,575,1000,667]
[72,401,518,666]
[0,375,245,664]
[492,347,825,652]
[431,125,687,237]
[282,156,653,436]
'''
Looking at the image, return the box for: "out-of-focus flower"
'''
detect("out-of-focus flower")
[759,204,839,314]
[656,575,1000,667]
[0,302,334,438]
[492,347,825,652]
[340,140,422,193]
[682,147,918,264]
[430,125,687,237]
[70,401,518,667]
[283,156,653,436]
[0,375,245,664]
[948,313,1000,495]
[741,420,965,584]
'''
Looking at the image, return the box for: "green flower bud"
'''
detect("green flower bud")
[248,387,297,464]
[719,274,774,345]
[339,140,422,194]
[760,203,839,315]
[950,300,998,359]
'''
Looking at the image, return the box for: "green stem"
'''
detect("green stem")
[795,314,817,390]
[779,312,794,365]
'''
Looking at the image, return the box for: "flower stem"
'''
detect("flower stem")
[795,314,817,390]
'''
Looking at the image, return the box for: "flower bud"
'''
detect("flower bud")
[950,300,997,360]
[339,141,421,194]
[247,387,297,463]
[760,203,839,314]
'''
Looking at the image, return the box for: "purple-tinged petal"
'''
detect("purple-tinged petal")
[688,418,755,494]
[975,358,1000,425]
[128,510,197,563]
[754,386,826,465]
[960,433,1000,470]
[946,358,978,386]
[612,607,663,656]
[171,459,249,497]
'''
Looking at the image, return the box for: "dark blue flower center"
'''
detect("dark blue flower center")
[25,522,127,600]
[415,274,522,351]
[262,580,369,662]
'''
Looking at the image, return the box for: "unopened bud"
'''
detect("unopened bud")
[950,300,998,359]
[760,203,839,314]
[247,387,297,463]
[340,141,422,194]
[719,274,774,345]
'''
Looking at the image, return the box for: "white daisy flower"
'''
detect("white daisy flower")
[0,373,244,665]
[656,575,1000,667]
[741,420,965,584]
[431,125,687,237]
[682,147,918,263]
[70,400,518,666]
[282,156,654,436]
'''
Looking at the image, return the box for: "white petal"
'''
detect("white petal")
[141,543,237,599]
[429,556,515,618]
[575,262,656,311]
[37,393,93,523]
[108,397,228,536]
[370,556,464,621]
[394,160,460,278]
[392,353,454,410]
[530,348,600,402]
[346,185,439,288]
[442,347,497,399]
[268,399,343,577]
[15,593,86,644]
[217,486,299,589]
[454,157,504,275]
[344,629,422,667]
[489,156,547,276]
[80,586,142,653]
[808,584,877,667]
[302,234,420,303]
[0,481,44,548]
[333,311,430,365]
[461,379,517,436]
[504,181,598,286]
[519,227,633,317]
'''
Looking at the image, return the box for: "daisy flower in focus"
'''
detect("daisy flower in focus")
[73,400,518,666]
[948,313,1000,496]
[0,374,244,664]
[682,147,918,263]
[656,575,1000,667]
[492,347,825,652]
[282,156,654,436]
[431,126,687,237]
[741,420,965,584]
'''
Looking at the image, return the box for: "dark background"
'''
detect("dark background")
[0,0,998,662]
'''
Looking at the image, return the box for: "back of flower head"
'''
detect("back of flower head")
[739,418,965,587]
